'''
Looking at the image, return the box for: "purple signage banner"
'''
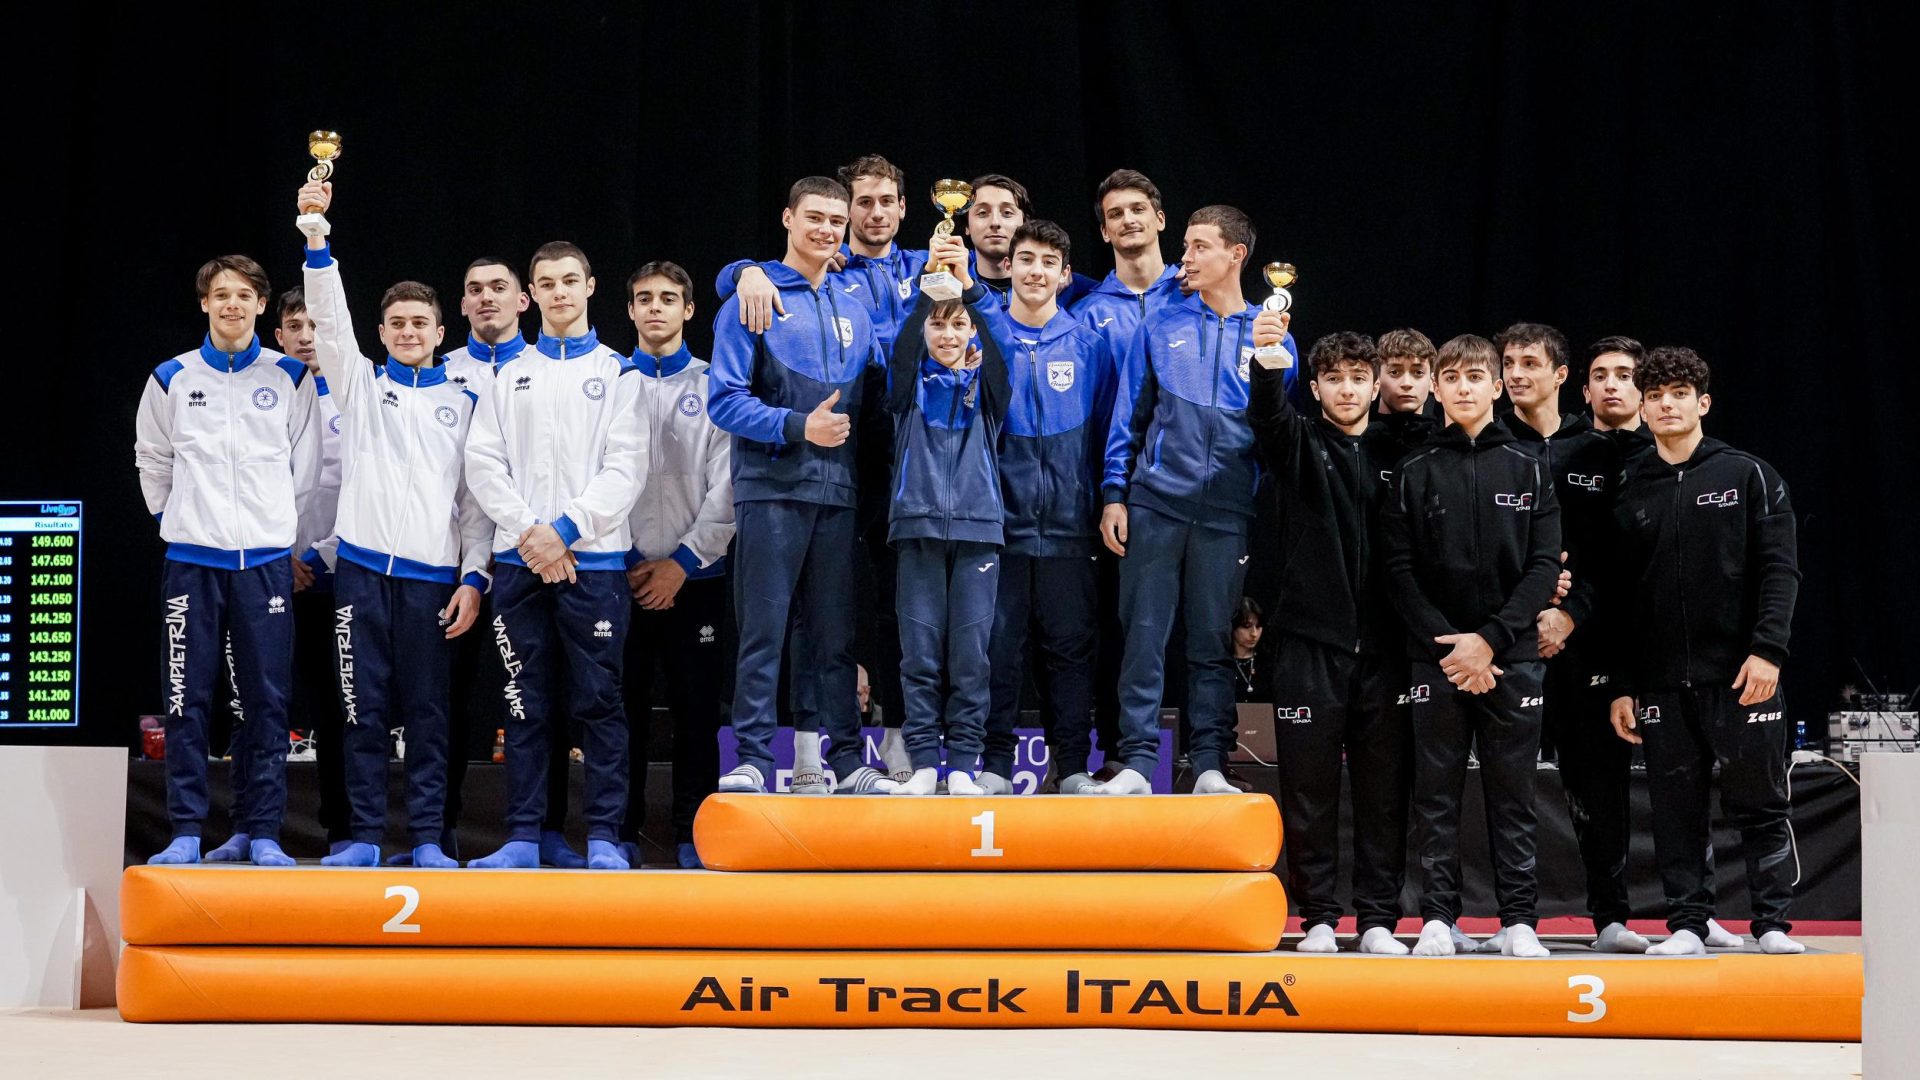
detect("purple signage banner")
[717,727,1176,793]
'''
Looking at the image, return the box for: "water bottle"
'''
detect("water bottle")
[1793,719,1809,750]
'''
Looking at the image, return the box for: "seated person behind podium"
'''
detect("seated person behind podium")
[296,179,490,868]
[884,228,1009,795]
[1383,334,1562,958]
[1606,347,1805,956]
[135,253,321,866]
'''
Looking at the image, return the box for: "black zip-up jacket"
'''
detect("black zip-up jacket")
[1384,420,1563,664]
[1251,360,1435,656]
[1607,436,1798,695]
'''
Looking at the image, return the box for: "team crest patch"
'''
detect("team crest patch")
[434,405,458,428]
[583,376,606,401]
[1047,360,1075,392]
[897,278,914,300]
[328,414,342,435]
[678,392,702,417]
[1238,346,1254,382]
[835,316,855,348]
[252,387,279,410]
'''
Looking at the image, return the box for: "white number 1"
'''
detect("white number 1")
[970,811,1003,857]
[383,885,421,934]
[1566,974,1606,1023]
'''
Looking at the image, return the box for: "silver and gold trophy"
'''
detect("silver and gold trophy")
[1253,261,1297,368]
[918,178,973,301]
[295,130,343,239]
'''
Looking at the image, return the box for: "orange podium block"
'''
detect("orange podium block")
[118,946,1862,1041]
[120,865,1286,951]
[693,793,1280,871]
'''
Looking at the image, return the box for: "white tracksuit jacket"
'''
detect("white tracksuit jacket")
[625,346,733,577]
[464,326,648,571]
[134,334,321,568]
[302,246,492,588]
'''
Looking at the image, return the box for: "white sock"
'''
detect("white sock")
[879,728,912,779]
[1089,768,1153,795]
[1192,769,1237,794]
[718,764,764,792]
[1413,919,1456,956]
[1501,924,1549,958]
[1594,922,1650,953]
[1704,919,1743,948]
[975,771,1013,795]
[1648,929,1707,956]
[1057,772,1095,794]
[1758,930,1806,955]
[1449,923,1478,952]
[1477,928,1508,953]
[1296,924,1339,954]
[1359,926,1410,955]
[947,771,985,796]
[889,767,938,795]
[793,731,822,774]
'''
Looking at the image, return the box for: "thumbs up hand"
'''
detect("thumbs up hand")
[803,388,851,447]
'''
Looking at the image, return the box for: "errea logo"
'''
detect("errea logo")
[514,375,533,392]
[1697,489,1740,508]
[698,624,716,644]
[1494,493,1533,510]
[593,619,613,638]
[267,595,286,615]
[188,389,208,406]
[1747,710,1783,724]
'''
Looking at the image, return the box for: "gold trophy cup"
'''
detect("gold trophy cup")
[1253,261,1297,368]
[296,130,343,239]
[919,178,974,301]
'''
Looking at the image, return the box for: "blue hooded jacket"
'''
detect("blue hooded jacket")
[978,302,1119,557]
[1071,264,1183,353]
[887,285,1010,545]
[707,260,884,508]
[1103,291,1298,530]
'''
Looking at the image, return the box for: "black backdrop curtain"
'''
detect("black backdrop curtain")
[7,1,1914,747]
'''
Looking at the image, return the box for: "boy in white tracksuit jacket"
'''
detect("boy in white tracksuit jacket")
[298,179,491,869]
[134,253,320,867]
[464,240,649,870]
[618,261,733,868]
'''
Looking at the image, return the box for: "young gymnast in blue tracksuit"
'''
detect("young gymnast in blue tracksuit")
[976,220,1119,794]
[1098,205,1297,796]
[884,229,1010,795]
[707,176,895,795]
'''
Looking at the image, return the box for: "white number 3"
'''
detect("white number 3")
[383,885,421,934]
[1567,974,1606,1023]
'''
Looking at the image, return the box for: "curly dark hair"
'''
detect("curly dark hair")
[1307,332,1378,378]
[1634,346,1711,394]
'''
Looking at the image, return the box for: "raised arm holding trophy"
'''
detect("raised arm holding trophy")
[296,130,342,239]
[918,178,973,301]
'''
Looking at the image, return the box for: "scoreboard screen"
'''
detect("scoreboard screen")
[0,500,81,727]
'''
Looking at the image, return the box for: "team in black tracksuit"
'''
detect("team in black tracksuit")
[1385,421,1562,929]
[1251,361,1435,937]
[1609,437,1800,939]
[1502,412,1651,932]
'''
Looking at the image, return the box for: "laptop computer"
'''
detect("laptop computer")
[1231,702,1277,766]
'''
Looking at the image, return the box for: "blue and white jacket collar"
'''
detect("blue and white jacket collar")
[199,334,262,373]
[630,343,693,378]
[466,332,527,366]
[536,327,601,359]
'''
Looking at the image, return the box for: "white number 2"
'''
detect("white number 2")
[970,811,1004,858]
[1566,974,1606,1024]
[383,885,421,934]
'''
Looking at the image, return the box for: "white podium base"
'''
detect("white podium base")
[0,746,127,1007]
